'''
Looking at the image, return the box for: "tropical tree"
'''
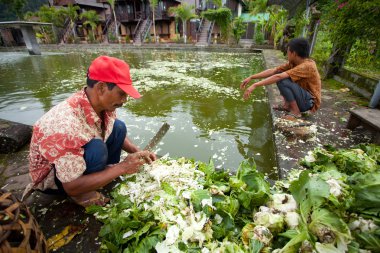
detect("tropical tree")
[257,15,266,35]
[169,3,196,44]
[24,5,67,43]
[150,0,159,43]
[212,0,223,9]
[231,16,247,44]
[202,7,232,42]
[244,0,269,43]
[107,0,119,38]
[0,0,26,20]
[63,4,80,38]
[267,5,288,47]
[80,10,100,43]
[244,0,268,15]
[319,0,380,77]
[27,6,50,23]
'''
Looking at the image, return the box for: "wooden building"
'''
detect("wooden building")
[49,0,244,44]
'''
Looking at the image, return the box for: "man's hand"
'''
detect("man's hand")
[243,85,256,100]
[120,150,157,174]
[240,77,252,90]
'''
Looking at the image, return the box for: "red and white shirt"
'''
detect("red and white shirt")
[29,88,116,190]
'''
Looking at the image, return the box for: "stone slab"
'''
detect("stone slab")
[0,119,32,154]
[347,108,380,144]
[347,108,380,130]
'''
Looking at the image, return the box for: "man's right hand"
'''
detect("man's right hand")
[240,77,252,90]
[121,150,155,174]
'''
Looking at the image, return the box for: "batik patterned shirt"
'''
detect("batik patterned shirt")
[276,59,321,112]
[29,88,116,190]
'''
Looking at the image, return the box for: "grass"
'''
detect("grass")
[323,78,347,90]
[323,79,369,107]
[344,66,380,80]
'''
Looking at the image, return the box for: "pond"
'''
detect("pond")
[0,49,277,178]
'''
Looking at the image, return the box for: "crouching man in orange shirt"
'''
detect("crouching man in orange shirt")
[240,38,321,118]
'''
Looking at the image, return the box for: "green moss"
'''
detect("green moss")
[344,66,380,80]
[323,79,369,107]
[323,79,346,90]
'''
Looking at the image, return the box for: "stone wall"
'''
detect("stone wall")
[334,68,379,99]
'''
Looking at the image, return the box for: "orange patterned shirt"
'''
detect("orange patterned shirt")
[276,59,321,112]
[29,89,116,190]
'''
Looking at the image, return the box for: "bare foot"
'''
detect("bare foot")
[70,191,110,208]
[273,104,289,111]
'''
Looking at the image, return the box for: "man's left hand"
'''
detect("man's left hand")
[243,85,256,100]
[142,151,157,164]
[240,77,252,90]
[134,150,157,165]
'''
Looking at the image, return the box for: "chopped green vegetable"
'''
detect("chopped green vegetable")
[88,144,380,252]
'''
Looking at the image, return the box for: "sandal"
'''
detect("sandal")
[273,104,289,112]
[70,191,110,208]
[282,112,302,120]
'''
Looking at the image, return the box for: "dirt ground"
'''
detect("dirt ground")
[0,48,377,252]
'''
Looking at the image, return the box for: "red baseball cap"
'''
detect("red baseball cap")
[88,56,141,99]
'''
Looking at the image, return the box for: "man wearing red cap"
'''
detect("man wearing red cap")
[28,56,156,207]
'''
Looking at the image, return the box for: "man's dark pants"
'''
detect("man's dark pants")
[276,78,314,112]
[44,119,126,195]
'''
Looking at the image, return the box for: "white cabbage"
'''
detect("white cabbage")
[349,216,379,232]
[214,214,223,225]
[254,210,284,234]
[165,225,180,245]
[267,193,297,212]
[304,151,316,163]
[284,212,300,229]
[326,179,342,197]
[253,225,273,246]
[155,241,182,253]
[122,230,135,239]
[201,198,215,210]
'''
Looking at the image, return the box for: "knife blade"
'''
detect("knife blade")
[143,122,170,151]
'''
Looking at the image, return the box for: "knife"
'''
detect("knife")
[143,122,170,151]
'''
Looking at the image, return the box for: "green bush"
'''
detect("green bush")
[346,39,380,76]
[255,30,264,45]
[108,31,117,43]
[66,35,75,44]
[202,7,232,43]
[172,34,183,43]
[231,17,247,45]
[87,31,96,44]
[311,31,333,67]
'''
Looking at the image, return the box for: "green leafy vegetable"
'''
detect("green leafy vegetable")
[88,144,380,252]
[289,170,330,223]
[349,172,380,211]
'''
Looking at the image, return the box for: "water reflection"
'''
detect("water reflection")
[0,50,277,178]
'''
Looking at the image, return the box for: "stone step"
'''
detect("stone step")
[0,118,32,153]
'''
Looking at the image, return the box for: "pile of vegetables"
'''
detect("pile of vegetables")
[88,144,380,252]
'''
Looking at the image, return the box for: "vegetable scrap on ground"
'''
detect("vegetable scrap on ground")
[87,144,380,253]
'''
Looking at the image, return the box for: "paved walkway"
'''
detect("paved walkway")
[0,46,374,252]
